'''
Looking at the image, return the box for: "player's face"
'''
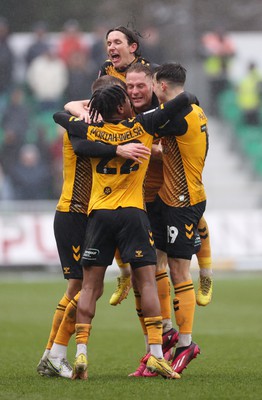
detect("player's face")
[126,71,153,113]
[106,31,137,69]
[153,75,165,103]
[121,95,133,119]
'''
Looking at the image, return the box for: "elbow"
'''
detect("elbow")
[73,144,83,156]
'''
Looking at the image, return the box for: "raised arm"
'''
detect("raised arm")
[64,100,90,123]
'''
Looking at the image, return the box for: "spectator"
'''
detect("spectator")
[236,61,262,126]
[25,20,50,66]
[140,26,165,65]
[201,27,235,116]
[90,24,107,71]
[0,161,14,200]
[1,85,30,143]
[0,128,21,177]
[9,143,53,200]
[26,45,68,112]
[57,19,89,66]
[33,125,53,164]
[65,50,96,101]
[0,16,14,114]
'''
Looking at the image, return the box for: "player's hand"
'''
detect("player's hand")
[79,108,103,123]
[116,143,151,163]
[151,142,163,160]
[78,108,91,123]
[64,100,90,122]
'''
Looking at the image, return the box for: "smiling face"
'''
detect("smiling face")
[126,70,153,113]
[106,30,138,70]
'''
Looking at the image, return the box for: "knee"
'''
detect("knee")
[81,283,104,301]
[169,260,191,284]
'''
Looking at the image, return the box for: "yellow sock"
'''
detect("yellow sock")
[54,291,80,346]
[155,269,171,320]
[133,289,147,335]
[173,280,196,334]
[75,323,92,345]
[144,316,162,345]
[197,216,212,270]
[46,293,70,350]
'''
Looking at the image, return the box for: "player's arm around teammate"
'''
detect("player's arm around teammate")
[57,85,196,380]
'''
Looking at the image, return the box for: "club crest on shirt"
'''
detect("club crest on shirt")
[104,187,112,195]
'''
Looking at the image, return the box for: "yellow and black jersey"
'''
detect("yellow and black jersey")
[98,56,152,83]
[144,156,163,203]
[133,95,162,203]
[159,104,208,207]
[53,91,199,214]
[56,131,92,213]
[76,119,154,213]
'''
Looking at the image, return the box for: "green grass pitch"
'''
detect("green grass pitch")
[0,272,261,400]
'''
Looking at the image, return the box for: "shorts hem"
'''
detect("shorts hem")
[166,253,192,260]
[130,260,157,269]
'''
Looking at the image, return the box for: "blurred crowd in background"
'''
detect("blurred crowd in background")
[0,15,262,201]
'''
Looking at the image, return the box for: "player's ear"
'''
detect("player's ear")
[161,81,167,91]
[129,42,138,54]
[117,104,124,114]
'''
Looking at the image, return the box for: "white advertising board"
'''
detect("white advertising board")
[0,213,58,266]
[0,210,262,270]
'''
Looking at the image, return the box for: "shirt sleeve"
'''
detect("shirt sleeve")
[70,135,117,158]
[53,111,72,130]
[53,111,117,157]
[137,91,198,137]
[98,62,107,77]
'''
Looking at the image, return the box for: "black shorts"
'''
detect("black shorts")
[54,211,88,280]
[81,207,157,269]
[153,196,206,260]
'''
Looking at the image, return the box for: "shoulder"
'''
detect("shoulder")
[100,59,113,68]
[99,59,113,75]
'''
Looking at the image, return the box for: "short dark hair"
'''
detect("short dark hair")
[154,63,187,86]
[91,75,127,93]
[106,25,141,57]
[89,85,128,122]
